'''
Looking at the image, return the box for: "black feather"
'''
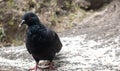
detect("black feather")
[21,12,62,63]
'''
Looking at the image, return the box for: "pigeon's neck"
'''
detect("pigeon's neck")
[28,22,45,29]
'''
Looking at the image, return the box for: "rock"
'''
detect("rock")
[75,0,112,10]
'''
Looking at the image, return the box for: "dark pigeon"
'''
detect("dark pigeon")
[19,12,62,71]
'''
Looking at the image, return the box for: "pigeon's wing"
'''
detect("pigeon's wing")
[46,30,62,53]
[54,33,62,53]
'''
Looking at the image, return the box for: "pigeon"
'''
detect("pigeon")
[19,12,62,71]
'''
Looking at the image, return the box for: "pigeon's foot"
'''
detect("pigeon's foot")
[29,65,43,71]
[44,62,56,70]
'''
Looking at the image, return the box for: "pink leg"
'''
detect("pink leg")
[49,62,56,70]
[29,64,38,71]
[29,62,56,71]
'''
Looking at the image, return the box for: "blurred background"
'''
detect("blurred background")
[0,0,112,46]
[1,0,120,71]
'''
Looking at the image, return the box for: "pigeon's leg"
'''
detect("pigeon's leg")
[29,64,38,71]
[48,61,56,70]
[44,60,56,70]
[29,58,40,71]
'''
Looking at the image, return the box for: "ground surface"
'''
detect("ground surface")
[0,0,120,71]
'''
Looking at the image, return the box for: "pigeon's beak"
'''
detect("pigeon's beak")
[19,20,25,27]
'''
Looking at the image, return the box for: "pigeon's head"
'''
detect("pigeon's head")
[19,12,40,27]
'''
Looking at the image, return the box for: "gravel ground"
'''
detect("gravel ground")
[0,35,120,71]
[0,0,120,71]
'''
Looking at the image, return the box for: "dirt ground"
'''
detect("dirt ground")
[62,0,120,39]
[0,0,120,71]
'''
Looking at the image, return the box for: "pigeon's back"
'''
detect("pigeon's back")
[26,24,62,58]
